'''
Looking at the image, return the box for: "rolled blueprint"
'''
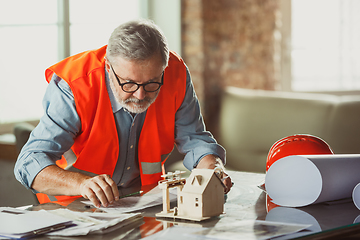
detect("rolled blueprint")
[352,183,360,210]
[265,154,360,207]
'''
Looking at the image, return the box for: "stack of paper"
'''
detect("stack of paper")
[0,207,72,239]
[0,186,174,238]
[45,209,142,236]
[83,186,178,213]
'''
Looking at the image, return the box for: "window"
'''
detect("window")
[0,1,58,123]
[282,0,360,92]
[0,0,180,125]
[69,0,140,55]
[0,0,141,124]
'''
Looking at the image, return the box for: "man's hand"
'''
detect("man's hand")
[196,155,233,194]
[221,172,232,194]
[79,174,119,208]
[32,165,120,207]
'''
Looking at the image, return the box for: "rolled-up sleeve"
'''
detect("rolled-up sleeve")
[14,75,80,190]
[175,67,226,170]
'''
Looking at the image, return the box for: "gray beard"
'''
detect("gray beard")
[109,78,158,114]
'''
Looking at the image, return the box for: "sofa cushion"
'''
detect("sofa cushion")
[219,87,360,173]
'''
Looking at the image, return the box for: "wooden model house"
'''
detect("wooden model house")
[156,168,225,221]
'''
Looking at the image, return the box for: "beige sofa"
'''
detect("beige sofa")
[219,87,360,173]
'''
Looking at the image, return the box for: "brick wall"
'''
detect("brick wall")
[182,0,281,136]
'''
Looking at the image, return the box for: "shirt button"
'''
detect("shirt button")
[120,183,124,186]
[130,145,133,149]
[127,167,131,170]
[132,123,134,127]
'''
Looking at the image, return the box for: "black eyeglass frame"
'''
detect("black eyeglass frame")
[109,64,164,93]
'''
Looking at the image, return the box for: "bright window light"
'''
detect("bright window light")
[0,1,58,123]
[69,0,140,55]
[0,0,140,123]
[292,0,360,91]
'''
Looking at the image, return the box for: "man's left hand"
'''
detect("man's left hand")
[221,172,232,194]
[196,155,233,194]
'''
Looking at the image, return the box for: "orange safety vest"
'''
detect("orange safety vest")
[36,46,186,203]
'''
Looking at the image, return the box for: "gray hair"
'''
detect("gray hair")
[106,19,169,68]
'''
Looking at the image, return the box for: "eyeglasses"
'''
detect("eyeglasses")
[109,64,164,93]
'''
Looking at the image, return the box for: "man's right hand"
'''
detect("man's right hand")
[79,174,119,208]
[32,165,120,208]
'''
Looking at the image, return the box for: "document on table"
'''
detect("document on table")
[83,185,177,213]
[45,209,142,236]
[0,207,72,239]
[142,220,311,240]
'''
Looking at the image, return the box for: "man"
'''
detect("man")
[14,19,232,208]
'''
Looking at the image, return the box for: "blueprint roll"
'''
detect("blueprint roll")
[352,183,360,210]
[265,154,360,207]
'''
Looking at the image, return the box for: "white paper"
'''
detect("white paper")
[0,207,72,239]
[265,154,360,207]
[83,186,177,213]
[45,209,142,236]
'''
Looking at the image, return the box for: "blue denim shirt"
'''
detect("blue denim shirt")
[14,66,226,191]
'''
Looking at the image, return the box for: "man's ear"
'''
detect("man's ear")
[104,57,111,72]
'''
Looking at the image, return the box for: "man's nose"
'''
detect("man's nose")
[132,86,146,100]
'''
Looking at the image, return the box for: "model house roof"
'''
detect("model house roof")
[182,168,223,194]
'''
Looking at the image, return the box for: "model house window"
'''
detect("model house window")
[283,0,360,92]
